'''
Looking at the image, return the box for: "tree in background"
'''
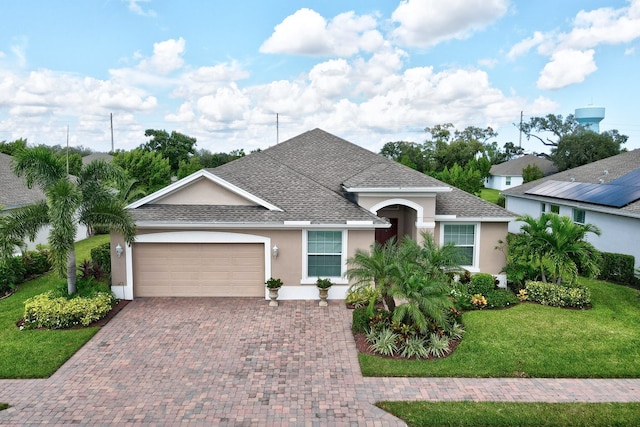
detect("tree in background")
[522,164,544,183]
[551,130,627,171]
[519,114,581,147]
[485,141,525,164]
[380,141,429,172]
[1,147,135,294]
[0,138,28,155]
[140,129,197,174]
[112,148,171,199]
[434,163,483,195]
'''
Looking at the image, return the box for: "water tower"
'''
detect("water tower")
[575,106,605,133]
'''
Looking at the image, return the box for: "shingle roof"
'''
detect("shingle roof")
[0,153,45,210]
[503,149,640,217]
[131,128,513,224]
[489,154,557,176]
[82,153,113,165]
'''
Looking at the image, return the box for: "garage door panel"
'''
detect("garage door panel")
[133,243,264,297]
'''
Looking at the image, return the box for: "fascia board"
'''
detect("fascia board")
[343,186,451,194]
[134,221,388,230]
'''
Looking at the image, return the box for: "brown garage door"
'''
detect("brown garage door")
[133,243,264,297]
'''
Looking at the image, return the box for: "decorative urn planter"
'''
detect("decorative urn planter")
[316,278,333,307]
[265,278,283,307]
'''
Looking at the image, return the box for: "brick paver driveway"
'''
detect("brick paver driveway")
[1,298,640,426]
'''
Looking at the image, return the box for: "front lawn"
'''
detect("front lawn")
[0,235,109,378]
[479,187,501,204]
[360,278,640,378]
[377,401,640,427]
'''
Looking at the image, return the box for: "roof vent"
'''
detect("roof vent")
[603,170,609,175]
[599,178,604,184]
[570,177,575,182]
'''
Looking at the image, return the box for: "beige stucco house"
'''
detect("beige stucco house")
[110,129,515,300]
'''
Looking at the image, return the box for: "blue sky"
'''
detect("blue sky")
[1,0,639,155]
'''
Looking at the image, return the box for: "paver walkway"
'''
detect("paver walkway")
[1,299,639,426]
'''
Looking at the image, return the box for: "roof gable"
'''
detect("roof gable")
[127,169,282,211]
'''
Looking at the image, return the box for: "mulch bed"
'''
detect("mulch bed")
[353,332,461,360]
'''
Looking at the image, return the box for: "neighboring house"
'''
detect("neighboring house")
[82,153,113,165]
[110,129,515,300]
[0,153,88,251]
[485,154,557,191]
[503,149,640,270]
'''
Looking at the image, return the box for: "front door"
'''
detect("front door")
[375,217,398,247]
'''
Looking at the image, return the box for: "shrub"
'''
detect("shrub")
[400,336,429,359]
[352,307,370,334]
[471,293,487,308]
[367,328,398,356]
[90,242,111,275]
[449,281,474,311]
[346,286,382,308]
[21,249,52,277]
[598,252,635,285]
[77,260,107,282]
[0,256,27,295]
[23,290,116,329]
[525,281,591,309]
[427,333,450,358]
[469,273,496,295]
[485,289,519,309]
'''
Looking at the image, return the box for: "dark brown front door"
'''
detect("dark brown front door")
[375,217,398,246]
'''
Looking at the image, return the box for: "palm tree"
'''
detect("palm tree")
[346,238,399,311]
[517,213,600,284]
[0,147,136,294]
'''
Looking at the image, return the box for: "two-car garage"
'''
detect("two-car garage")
[122,231,270,299]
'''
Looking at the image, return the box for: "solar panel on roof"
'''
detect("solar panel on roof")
[609,169,640,186]
[525,179,640,208]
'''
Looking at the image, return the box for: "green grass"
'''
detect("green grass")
[479,188,501,204]
[377,401,640,427]
[360,278,640,378]
[0,235,110,379]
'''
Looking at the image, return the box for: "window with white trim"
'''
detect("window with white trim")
[541,203,546,213]
[306,231,343,277]
[443,224,475,266]
[505,176,511,185]
[573,208,586,224]
[550,204,560,214]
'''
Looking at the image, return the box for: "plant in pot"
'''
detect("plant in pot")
[316,278,333,307]
[265,277,283,306]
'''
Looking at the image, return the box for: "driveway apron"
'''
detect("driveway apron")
[1,298,640,426]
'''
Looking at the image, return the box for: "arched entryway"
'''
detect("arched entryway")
[374,204,418,245]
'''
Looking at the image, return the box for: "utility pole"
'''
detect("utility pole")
[110,113,114,152]
[66,125,69,174]
[518,110,523,148]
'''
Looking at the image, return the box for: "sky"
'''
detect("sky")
[1,0,639,156]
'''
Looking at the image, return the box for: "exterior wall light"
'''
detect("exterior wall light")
[272,244,279,258]
[115,244,124,258]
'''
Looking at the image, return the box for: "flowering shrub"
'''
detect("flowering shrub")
[517,289,528,301]
[471,293,487,308]
[525,281,591,309]
[23,291,116,329]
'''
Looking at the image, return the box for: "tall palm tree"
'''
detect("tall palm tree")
[1,147,136,294]
[517,213,600,284]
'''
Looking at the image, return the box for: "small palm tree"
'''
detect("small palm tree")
[517,213,600,284]
[346,238,399,311]
[1,147,136,294]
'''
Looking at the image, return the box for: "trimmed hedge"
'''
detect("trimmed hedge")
[90,242,111,275]
[0,248,51,296]
[525,281,591,309]
[598,252,635,285]
[469,273,496,296]
[23,291,116,329]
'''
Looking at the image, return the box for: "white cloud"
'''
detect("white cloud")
[391,0,509,48]
[126,0,156,17]
[259,9,380,57]
[537,49,597,90]
[137,38,185,75]
[507,31,546,60]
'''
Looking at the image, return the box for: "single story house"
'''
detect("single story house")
[503,149,640,270]
[485,154,557,191]
[110,129,515,300]
[0,153,88,252]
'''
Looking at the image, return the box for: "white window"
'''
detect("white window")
[442,224,477,268]
[505,176,512,185]
[304,230,345,280]
[573,209,586,224]
[541,203,546,213]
